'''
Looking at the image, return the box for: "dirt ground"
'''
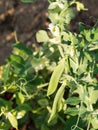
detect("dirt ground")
[70,0,98,32]
[0,0,49,65]
[0,0,98,65]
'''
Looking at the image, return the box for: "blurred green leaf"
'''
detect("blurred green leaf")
[6,112,18,129]
[38,98,49,107]
[2,64,10,82]
[0,121,10,130]
[65,97,80,106]
[36,30,49,42]
[64,107,79,116]
[13,43,32,55]
[91,117,98,129]
[64,116,84,130]
[16,110,26,119]
[8,54,25,65]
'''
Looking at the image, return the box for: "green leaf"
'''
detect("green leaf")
[49,13,59,24]
[90,129,96,130]
[38,98,49,107]
[31,57,46,70]
[78,54,88,74]
[47,58,65,96]
[88,87,98,104]
[36,30,49,42]
[0,98,11,110]
[6,112,18,129]
[0,121,10,130]
[79,23,87,32]
[48,83,65,123]
[60,8,75,25]
[17,104,32,111]
[64,116,85,130]
[64,107,79,116]
[65,97,80,106]
[8,54,25,65]
[74,85,86,102]
[13,43,32,55]
[81,73,93,83]
[16,104,32,119]
[41,124,50,130]
[48,2,59,10]
[2,64,10,82]
[69,56,78,73]
[16,110,26,119]
[91,117,98,129]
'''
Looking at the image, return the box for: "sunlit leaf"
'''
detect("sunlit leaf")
[2,64,10,82]
[16,110,26,119]
[69,56,78,73]
[91,117,98,129]
[36,30,49,42]
[88,87,98,104]
[6,112,18,129]
[13,43,32,55]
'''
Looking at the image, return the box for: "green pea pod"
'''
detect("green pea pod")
[47,58,65,96]
[48,83,65,123]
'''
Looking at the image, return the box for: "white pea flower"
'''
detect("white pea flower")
[48,23,60,37]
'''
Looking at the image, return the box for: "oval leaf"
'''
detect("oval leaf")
[91,117,98,129]
[6,112,18,129]
[36,30,49,42]
[65,97,80,105]
[47,58,65,96]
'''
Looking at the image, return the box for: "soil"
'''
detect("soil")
[0,0,49,65]
[70,0,98,32]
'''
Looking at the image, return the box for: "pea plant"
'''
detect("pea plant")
[0,0,98,130]
[45,0,98,130]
